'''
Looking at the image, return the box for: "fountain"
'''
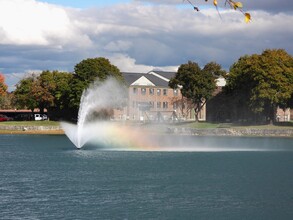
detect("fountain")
[61,77,129,149]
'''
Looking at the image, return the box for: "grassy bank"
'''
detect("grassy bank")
[160,121,293,130]
[140,121,293,130]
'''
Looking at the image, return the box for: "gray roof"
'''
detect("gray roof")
[150,70,176,80]
[122,72,144,86]
[145,74,169,87]
[122,72,171,87]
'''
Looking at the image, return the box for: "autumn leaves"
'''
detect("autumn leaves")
[184,0,251,23]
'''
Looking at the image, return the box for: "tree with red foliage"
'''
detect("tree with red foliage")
[0,73,8,96]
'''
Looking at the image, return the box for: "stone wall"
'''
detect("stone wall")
[0,126,61,131]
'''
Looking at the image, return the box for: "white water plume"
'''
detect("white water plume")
[61,78,127,149]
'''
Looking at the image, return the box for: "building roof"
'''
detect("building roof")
[122,72,144,86]
[122,72,171,87]
[149,70,176,81]
[122,70,227,88]
[144,74,170,87]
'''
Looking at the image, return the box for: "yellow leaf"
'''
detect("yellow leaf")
[213,0,217,6]
[231,2,237,10]
[235,2,243,8]
[245,13,251,23]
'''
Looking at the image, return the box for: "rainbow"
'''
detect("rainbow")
[61,121,157,151]
[86,123,157,151]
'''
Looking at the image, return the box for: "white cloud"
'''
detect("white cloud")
[0,0,292,91]
[0,0,92,48]
[109,53,178,73]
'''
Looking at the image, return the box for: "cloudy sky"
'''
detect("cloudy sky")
[1,0,292,91]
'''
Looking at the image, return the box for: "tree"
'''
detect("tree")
[0,73,9,109]
[48,71,73,120]
[169,61,224,121]
[69,57,123,111]
[0,73,7,97]
[225,49,293,124]
[0,93,13,109]
[31,71,56,114]
[13,71,73,119]
[74,57,123,84]
[51,71,73,108]
[13,76,38,112]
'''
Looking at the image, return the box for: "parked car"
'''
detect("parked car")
[0,114,13,122]
[34,114,48,121]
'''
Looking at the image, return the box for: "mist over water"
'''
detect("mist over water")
[61,78,292,152]
[61,78,128,149]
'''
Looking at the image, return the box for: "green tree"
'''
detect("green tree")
[202,62,226,78]
[52,71,73,108]
[69,57,123,111]
[74,57,122,83]
[13,76,38,112]
[49,71,73,120]
[226,49,293,124]
[169,61,224,121]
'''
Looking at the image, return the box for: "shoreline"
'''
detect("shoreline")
[166,127,293,138]
[0,129,64,135]
[0,125,64,135]
[0,125,292,137]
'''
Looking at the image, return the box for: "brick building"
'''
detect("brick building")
[113,71,205,122]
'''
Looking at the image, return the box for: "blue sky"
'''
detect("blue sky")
[0,0,292,91]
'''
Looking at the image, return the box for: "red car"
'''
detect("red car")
[0,114,12,122]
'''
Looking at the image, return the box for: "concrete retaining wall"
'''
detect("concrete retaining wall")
[0,126,61,131]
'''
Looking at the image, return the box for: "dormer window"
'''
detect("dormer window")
[141,88,146,95]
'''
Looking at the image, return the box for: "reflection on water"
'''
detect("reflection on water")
[0,134,293,219]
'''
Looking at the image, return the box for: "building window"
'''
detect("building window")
[163,89,167,96]
[157,89,161,96]
[157,102,161,109]
[141,88,146,95]
[149,88,154,95]
[133,88,137,94]
[173,89,178,96]
[163,102,168,109]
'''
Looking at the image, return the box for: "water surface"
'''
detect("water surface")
[0,135,292,219]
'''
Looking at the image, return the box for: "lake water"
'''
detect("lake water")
[0,135,293,219]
